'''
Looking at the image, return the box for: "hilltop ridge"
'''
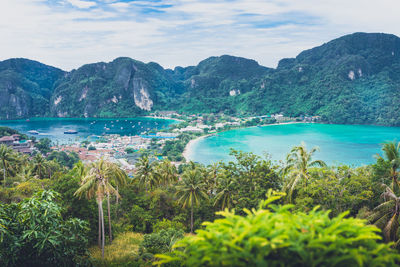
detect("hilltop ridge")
[1,32,400,125]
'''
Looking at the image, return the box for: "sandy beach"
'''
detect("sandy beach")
[182,134,212,162]
[182,121,305,162]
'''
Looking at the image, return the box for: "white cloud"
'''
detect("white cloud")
[0,0,399,71]
[67,0,97,9]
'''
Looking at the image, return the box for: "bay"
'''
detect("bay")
[188,123,400,166]
[0,117,176,144]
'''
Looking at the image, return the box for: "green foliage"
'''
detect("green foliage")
[153,219,185,233]
[127,204,155,233]
[0,127,28,139]
[161,133,194,161]
[50,171,98,243]
[0,190,90,266]
[125,147,135,154]
[156,191,400,267]
[140,228,184,255]
[34,138,52,154]
[294,166,378,216]
[47,150,79,168]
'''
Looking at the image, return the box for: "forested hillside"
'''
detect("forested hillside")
[0,58,64,119]
[1,32,400,125]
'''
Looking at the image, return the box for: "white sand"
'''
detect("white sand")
[182,134,211,162]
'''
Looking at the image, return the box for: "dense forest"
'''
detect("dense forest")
[1,32,400,125]
[2,126,400,265]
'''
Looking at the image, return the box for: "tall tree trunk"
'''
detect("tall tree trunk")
[98,200,101,248]
[2,160,6,186]
[107,192,112,242]
[116,186,119,205]
[115,186,119,218]
[100,200,105,259]
[190,203,194,233]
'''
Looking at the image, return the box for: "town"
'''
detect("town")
[0,112,321,174]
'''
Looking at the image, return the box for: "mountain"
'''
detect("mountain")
[50,57,181,118]
[0,58,64,119]
[252,32,400,125]
[167,55,271,114]
[1,32,400,125]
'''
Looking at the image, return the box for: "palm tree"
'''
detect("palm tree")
[74,159,125,257]
[103,162,127,242]
[283,142,326,203]
[155,159,177,186]
[0,144,17,186]
[203,162,220,196]
[214,171,236,210]
[15,165,34,183]
[369,184,400,245]
[375,141,400,193]
[73,160,87,178]
[175,168,208,233]
[31,153,50,179]
[135,155,158,191]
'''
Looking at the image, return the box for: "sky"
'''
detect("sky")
[0,0,399,71]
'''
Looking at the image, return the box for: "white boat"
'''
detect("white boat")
[28,130,39,135]
[64,130,78,134]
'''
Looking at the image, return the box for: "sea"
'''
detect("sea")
[188,123,400,166]
[0,117,177,144]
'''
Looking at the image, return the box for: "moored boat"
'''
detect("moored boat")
[64,130,78,134]
[28,130,39,135]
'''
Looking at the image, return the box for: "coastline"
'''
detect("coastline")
[182,134,212,162]
[182,121,304,162]
[142,115,185,122]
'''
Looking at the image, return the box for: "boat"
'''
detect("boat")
[28,130,39,135]
[64,130,78,134]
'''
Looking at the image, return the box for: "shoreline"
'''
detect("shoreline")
[142,115,185,122]
[182,134,212,162]
[182,121,305,162]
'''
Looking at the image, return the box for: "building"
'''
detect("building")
[178,126,203,133]
[0,135,33,154]
[0,136,15,146]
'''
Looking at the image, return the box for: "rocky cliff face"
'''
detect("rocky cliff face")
[0,59,64,119]
[50,57,161,117]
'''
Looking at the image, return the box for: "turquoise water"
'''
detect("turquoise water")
[0,117,176,144]
[189,123,400,166]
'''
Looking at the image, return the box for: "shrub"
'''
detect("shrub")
[140,228,184,255]
[155,191,400,267]
[0,190,90,266]
[153,219,186,233]
[125,147,135,154]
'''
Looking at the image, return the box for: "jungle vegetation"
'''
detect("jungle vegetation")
[1,138,400,266]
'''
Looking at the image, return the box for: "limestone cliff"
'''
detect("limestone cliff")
[50,58,165,117]
[0,58,64,119]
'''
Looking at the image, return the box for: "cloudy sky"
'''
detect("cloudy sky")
[0,0,399,70]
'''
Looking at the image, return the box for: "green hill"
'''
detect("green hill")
[1,32,400,125]
[0,58,64,119]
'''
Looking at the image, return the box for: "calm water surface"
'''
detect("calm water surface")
[189,123,400,166]
[0,117,176,144]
